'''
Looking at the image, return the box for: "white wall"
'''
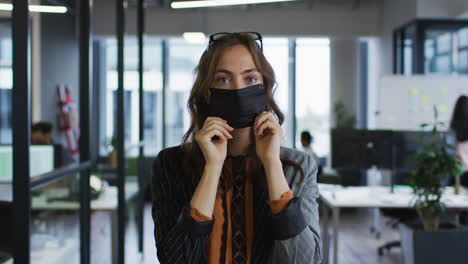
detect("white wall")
[366,37,381,129]
[416,0,468,18]
[0,11,9,18]
[330,38,361,128]
[92,0,381,38]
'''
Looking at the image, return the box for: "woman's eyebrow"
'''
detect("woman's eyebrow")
[215,69,232,75]
[242,68,259,74]
[214,68,259,75]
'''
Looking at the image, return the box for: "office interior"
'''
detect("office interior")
[1,0,468,263]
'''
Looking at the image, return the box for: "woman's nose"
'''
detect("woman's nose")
[232,78,244,90]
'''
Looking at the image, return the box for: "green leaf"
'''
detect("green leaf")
[434,105,438,120]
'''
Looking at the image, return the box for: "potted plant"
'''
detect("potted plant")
[105,132,117,168]
[332,101,356,129]
[400,106,467,264]
[330,101,358,185]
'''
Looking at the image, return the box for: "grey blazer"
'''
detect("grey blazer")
[151,146,322,264]
[269,147,322,263]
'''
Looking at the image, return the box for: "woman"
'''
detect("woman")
[451,95,468,187]
[152,32,322,264]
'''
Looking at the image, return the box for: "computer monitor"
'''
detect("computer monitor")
[331,129,394,170]
[331,128,363,169]
[391,130,456,185]
[360,130,394,169]
[331,129,456,189]
[392,130,455,170]
[0,145,55,183]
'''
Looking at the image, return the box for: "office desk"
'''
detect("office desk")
[32,186,118,264]
[1,180,138,264]
[319,183,468,264]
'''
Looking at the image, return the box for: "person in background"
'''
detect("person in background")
[450,95,468,225]
[300,131,321,176]
[31,121,53,144]
[152,32,321,264]
[31,121,75,165]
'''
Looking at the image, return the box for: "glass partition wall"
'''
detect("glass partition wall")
[0,16,13,263]
[8,0,94,263]
[0,19,11,146]
[30,9,82,263]
[394,19,468,75]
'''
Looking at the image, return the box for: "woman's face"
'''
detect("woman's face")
[212,44,263,90]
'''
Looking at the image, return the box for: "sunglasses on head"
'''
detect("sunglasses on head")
[208,32,263,52]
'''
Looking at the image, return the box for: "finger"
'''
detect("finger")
[212,120,234,131]
[257,120,278,136]
[204,119,234,131]
[204,128,228,142]
[201,128,227,142]
[255,112,274,134]
[206,116,228,124]
[203,123,233,139]
[254,111,269,130]
[204,122,232,135]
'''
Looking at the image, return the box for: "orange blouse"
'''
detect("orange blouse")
[190,157,293,264]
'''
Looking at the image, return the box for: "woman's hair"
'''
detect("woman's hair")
[181,33,304,185]
[450,95,468,142]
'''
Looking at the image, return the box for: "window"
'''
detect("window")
[263,38,291,147]
[424,39,435,73]
[458,27,468,73]
[295,38,330,157]
[425,30,458,74]
[459,28,468,48]
[403,39,413,75]
[101,37,163,156]
[165,38,206,148]
[0,21,12,144]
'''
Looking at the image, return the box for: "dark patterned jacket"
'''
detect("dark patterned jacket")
[151,146,322,263]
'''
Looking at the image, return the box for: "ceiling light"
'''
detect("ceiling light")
[171,0,296,9]
[183,32,206,44]
[0,3,67,13]
[29,5,67,13]
[0,3,12,11]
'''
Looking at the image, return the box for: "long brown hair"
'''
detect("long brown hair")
[181,33,304,185]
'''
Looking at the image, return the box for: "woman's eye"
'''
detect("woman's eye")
[247,76,257,83]
[217,77,229,84]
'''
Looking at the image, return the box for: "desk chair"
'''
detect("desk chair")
[377,208,418,256]
[377,171,418,256]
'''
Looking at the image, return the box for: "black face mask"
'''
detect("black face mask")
[209,84,266,128]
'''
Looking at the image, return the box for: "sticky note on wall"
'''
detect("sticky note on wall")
[422,95,429,103]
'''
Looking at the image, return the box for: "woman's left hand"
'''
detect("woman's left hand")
[254,111,283,165]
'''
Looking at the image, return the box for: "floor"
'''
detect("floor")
[326,208,402,264]
[29,204,402,264]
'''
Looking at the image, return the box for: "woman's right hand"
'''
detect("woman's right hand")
[195,117,233,168]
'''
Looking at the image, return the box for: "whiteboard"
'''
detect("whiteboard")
[376,75,468,130]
